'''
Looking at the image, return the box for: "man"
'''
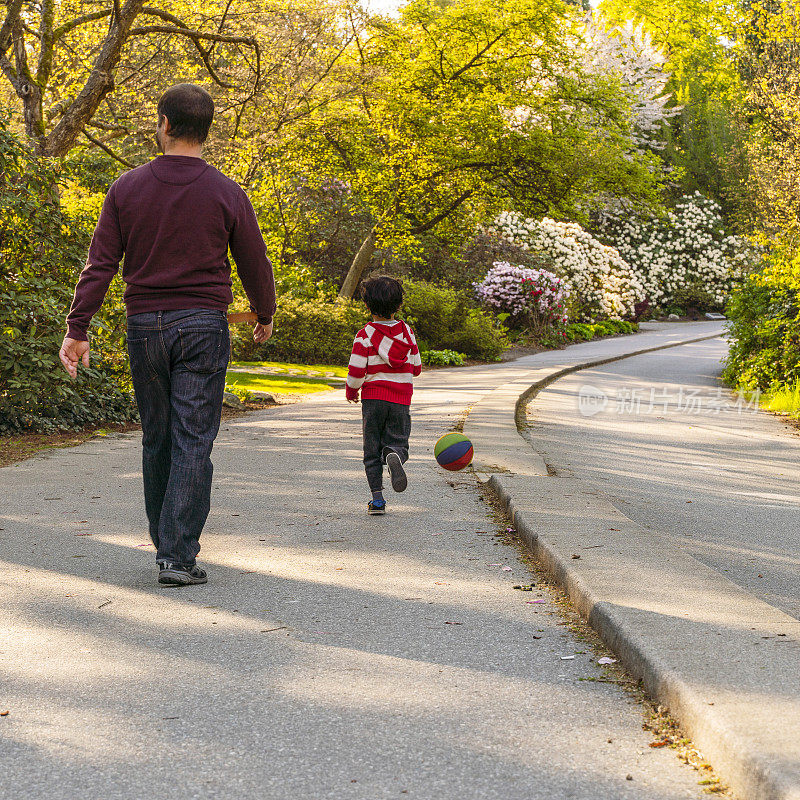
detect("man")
[60,83,276,587]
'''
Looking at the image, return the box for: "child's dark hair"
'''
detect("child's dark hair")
[361,276,404,318]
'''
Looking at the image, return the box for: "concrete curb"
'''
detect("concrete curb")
[469,330,800,800]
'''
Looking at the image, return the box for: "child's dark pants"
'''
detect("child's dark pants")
[361,398,411,491]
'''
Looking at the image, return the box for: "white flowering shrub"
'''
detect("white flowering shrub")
[581,14,679,154]
[474,261,569,336]
[485,212,644,320]
[594,193,757,309]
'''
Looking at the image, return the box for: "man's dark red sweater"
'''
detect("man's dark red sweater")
[66,155,276,341]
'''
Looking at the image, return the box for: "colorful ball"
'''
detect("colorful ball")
[434,432,474,471]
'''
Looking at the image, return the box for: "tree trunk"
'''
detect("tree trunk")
[338,227,378,300]
[44,0,146,157]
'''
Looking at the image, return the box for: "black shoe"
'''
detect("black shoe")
[385,451,407,493]
[158,562,208,586]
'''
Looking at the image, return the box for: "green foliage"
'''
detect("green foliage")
[0,118,136,433]
[231,280,508,365]
[402,280,508,361]
[420,350,466,366]
[758,382,800,418]
[564,319,637,342]
[599,0,745,214]
[723,246,800,391]
[231,293,370,365]
[224,383,254,403]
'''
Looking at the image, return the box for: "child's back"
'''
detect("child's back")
[347,318,421,405]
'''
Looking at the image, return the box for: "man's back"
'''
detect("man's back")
[66,154,274,341]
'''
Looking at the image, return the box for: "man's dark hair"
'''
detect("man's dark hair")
[157,84,214,143]
[361,275,404,318]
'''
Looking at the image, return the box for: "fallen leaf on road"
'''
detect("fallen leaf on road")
[526,599,545,604]
[649,740,669,748]
[261,627,288,633]
[501,566,512,571]
[609,528,620,531]
[561,655,576,660]
[572,554,580,559]
[444,621,463,625]
[76,533,92,536]
[434,581,449,585]
[488,563,501,566]
[0,711,9,716]
[597,657,617,665]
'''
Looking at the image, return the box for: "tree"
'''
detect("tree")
[736,0,800,243]
[581,13,679,154]
[0,0,261,156]
[598,0,747,210]
[293,0,660,298]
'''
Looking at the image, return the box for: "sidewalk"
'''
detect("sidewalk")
[462,322,800,800]
[0,337,709,800]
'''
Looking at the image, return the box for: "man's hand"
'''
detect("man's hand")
[253,320,273,344]
[59,337,90,379]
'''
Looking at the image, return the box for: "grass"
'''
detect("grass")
[757,382,800,417]
[225,370,339,395]
[229,360,349,378]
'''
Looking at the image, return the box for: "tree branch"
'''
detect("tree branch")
[449,30,508,81]
[52,10,113,42]
[0,0,23,56]
[45,0,147,157]
[129,23,256,47]
[133,10,259,88]
[408,190,474,234]
[82,127,135,168]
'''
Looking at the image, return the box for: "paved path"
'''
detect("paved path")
[0,346,706,799]
[528,336,800,621]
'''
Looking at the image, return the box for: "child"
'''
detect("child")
[346,276,422,515]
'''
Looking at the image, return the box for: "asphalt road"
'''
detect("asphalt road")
[529,335,800,622]
[0,362,704,799]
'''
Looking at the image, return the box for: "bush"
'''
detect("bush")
[487,212,644,320]
[593,194,759,310]
[231,292,369,364]
[723,247,800,391]
[420,349,465,366]
[474,261,569,338]
[0,118,136,433]
[402,279,507,360]
[564,319,637,342]
[231,279,507,365]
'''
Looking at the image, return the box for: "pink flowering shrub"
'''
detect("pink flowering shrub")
[474,261,569,337]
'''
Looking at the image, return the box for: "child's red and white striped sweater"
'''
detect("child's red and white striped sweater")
[346,319,422,405]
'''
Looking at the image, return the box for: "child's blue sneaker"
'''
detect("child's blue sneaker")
[367,499,386,515]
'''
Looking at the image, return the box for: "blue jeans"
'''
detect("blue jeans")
[127,309,230,567]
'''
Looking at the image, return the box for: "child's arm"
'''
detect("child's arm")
[407,327,422,377]
[345,329,369,402]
